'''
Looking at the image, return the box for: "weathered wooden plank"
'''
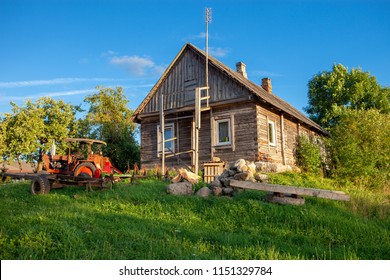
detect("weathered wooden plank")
[230,179,350,201]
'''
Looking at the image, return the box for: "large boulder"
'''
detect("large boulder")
[195,187,212,197]
[167,182,193,195]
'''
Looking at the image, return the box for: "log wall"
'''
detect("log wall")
[212,102,258,163]
[256,104,321,166]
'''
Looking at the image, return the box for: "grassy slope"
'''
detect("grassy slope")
[0,174,389,260]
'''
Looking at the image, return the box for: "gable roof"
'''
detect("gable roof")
[132,43,328,135]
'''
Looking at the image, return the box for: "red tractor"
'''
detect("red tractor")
[42,138,122,178]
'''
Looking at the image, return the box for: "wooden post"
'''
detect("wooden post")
[266,116,270,152]
[210,109,214,160]
[281,114,286,165]
[297,122,301,137]
[231,114,235,152]
[194,88,200,176]
[194,86,210,175]
[160,93,165,174]
[191,116,195,170]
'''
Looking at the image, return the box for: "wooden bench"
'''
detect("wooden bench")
[229,179,350,205]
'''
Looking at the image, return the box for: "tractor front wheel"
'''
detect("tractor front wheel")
[74,162,97,178]
[30,176,51,195]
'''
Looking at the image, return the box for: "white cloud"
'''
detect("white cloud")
[187,32,206,40]
[101,50,118,57]
[0,78,115,88]
[208,47,229,58]
[110,55,163,76]
[184,32,221,42]
[2,89,96,102]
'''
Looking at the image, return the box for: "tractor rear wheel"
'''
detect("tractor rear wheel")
[74,162,97,178]
[30,176,51,195]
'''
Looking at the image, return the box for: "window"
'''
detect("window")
[216,119,231,145]
[268,120,276,146]
[157,123,175,153]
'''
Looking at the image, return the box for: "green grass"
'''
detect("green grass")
[0,174,389,260]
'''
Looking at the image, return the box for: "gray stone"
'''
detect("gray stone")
[219,177,231,187]
[234,171,253,181]
[222,187,234,196]
[195,187,212,197]
[255,161,270,172]
[220,169,236,178]
[211,186,223,196]
[210,178,223,188]
[255,173,270,183]
[167,182,193,195]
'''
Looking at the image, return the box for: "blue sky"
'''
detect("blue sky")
[1,0,389,116]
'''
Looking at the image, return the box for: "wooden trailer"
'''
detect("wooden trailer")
[1,172,114,195]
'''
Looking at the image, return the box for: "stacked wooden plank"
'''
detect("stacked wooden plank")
[230,179,350,205]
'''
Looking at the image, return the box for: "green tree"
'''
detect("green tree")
[1,98,78,168]
[305,64,390,128]
[81,86,140,171]
[326,109,390,189]
[0,116,8,160]
[36,97,79,154]
[2,101,44,164]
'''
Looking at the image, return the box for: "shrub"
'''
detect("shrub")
[326,109,390,189]
[295,135,322,174]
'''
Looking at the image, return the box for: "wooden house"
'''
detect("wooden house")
[132,43,328,170]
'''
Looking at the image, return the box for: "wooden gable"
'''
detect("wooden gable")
[133,43,250,118]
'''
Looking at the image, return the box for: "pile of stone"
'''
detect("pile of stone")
[209,159,270,197]
[166,159,271,197]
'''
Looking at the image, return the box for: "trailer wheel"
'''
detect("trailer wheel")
[30,176,51,195]
[74,162,97,178]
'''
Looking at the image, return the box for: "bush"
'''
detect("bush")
[327,109,390,189]
[295,135,322,174]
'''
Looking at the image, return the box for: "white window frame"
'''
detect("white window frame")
[157,123,175,154]
[216,119,232,146]
[268,120,277,146]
